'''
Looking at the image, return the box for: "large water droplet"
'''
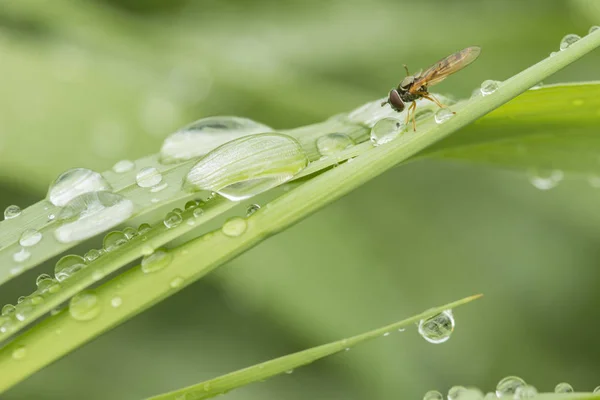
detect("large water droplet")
[160,116,273,163]
[54,254,86,282]
[163,211,183,229]
[434,108,454,124]
[19,229,42,247]
[4,205,22,220]
[12,345,26,360]
[54,191,134,243]
[496,376,526,397]
[515,385,538,399]
[418,309,454,344]
[423,390,443,400]
[47,168,111,207]
[560,34,581,51]
[112,159,135,173]
[480,80,501,96]
[316,133,354,157]
[370,117,405,146]
[141,249,172,273]
[69,290,101,321]
[222,217,247,237]
[103,231,128,252]
[136,167,163,188]
[528,169,563,190]
[13,248,31,263]
[554,382,573,393]
[185,133,308,201]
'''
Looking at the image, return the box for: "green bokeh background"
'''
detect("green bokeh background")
[1,0,599,398]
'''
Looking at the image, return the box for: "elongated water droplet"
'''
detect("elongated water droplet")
[316,133,354,157]
[55,254,86,282]
[141,249,172,273]
[136,167,162,188]
[12,345,26,360]
[111,297,122,308]
[103,231,128,252]
[112,159,135,173]
[515,385,538,399]
[69,290,101,321]
[54,191,134,243]
[246,204,260,217]
[370,117,405,146]
[47,168,111,207]
[528,169,563,190]
[496,376,526,397]
[19,229,42,247]
[423,390,443,400]
[160,116,273,163]
[222,217,247,237]
[560,34,581,50]
[4,205,21,220]
[480,80,501,96]
[434,108,454,124]
[185,133,308,201]
[13,248,31,263]
[418,309,454,344]
[163,211,183,228]
[554,382,573,393]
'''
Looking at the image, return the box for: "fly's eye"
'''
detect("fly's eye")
[389,90,405,112]
[400,76,414,88]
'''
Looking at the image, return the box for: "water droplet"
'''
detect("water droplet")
[160,116,273,163]
[590,26,600,35]
[141,249,172,273]
[84,249,102,263]
[549,51,558,57]
[15,299,36,321]
[55,254,86,282]
[103,231,128,252]
[136,167,163,188]
[593,386,600,393]
[554,382,573,393]
[0,316,12,334]
[382,332,390,337]
[246,204,260,216]
[54,192,134,243]
[163,211,183,228]
[12,345,26,360]
[560,34,581,51]
[150,182,168,193]
[480,80,501,96]
[222,217,247,237]
[370,117,405,146]
[185,200,200,210]
[48,213,56,221]
[138,223,152,235]
[528,169,563,190]
[496,376,526,397]
[12,248,31,263]
[4,205,22,220]
[423,390,443,400]
[515,385,538,399]
[434,108,454,124]
[111,297,122,308]
[185,133,308,201]
[2,304,16,316]
[123,227,137,239]
[316,133,355,157]
[193,208,204,218]
[47,168,111,207]
[36,275,60,294]
[447,386,467,400]
[69,290,101,321]
[112,159,135,173]
[35,274,52,287]
[418,309,454,344]
[19,229,42,247]
[170,276,184,288]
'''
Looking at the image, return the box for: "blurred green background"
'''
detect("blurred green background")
[1,0,600,399]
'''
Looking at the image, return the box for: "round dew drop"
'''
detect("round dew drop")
[4,205,22,220]
[559,34,581,51]
[222,217,247,237]
[434,108,454,124]
[496,376,526,397]
[163,211,183,229]
[19,229,42,247]
[47,168,112,207]
[69,290,101,321]
[141,249,172,273]
[554,382,573,393]
[315,133,355,157]
[2,304,16,316]
[193,208,204,218]
[418,309,454,344]
[103,231,128,252]
[246,204,260,217]
[447,386,467,400]
[480,80,501,96]
[423,390,443,400]
[112,159,135,173]
[136,167,163,188]
[55,254,86,282]
[138,223,152,235]
[370,117,405,146]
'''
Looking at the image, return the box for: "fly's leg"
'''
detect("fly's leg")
[423,94,456,114]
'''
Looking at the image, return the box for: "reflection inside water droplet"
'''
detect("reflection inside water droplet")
[418,309,454,344]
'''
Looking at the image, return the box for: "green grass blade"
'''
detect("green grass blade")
[144,294,482,399]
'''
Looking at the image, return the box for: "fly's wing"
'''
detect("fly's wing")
[409,46,481,92]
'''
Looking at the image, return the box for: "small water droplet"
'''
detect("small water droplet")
[528,169,563,190]
[55,254,86,282]
[447,386,468,400]
[193,208,204,218]
[84,249,102,263]
[15,298,37,321]
[418,309,454,344]
[554,382,573,393]
[170,276,184,288]
[138,223,152,235]
[4,205,22,220]
[12,345,26,360]
[2,304,16,316]
[382,332,390,337]
[560,34,581,51]
[160,116,273,163]
[112,159,135,173]
[515,385,538,399]
[0,316,12,334]
[480,80,501,96]
[47,168,111,207]
[13,248,31,263]
[35,274,52,287]
[496,376,526,397]
[103,231,128,252]
[316,133,355,157]
[69,290,101,321]
[141,249,172,273]
[246,204,260,217]
[423,390,443,400]
[370,117,405,146]
[48,213,56,221]
[136,167,163,188]
[185,200,200,210]
[111,297,122,308]
[19,229,42,247]
[163,211,183,228]
[36,275,60,294]
[185,133,308,201]
[434,108,454,124]
[222,217,247,237]
[590,26,600,35]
